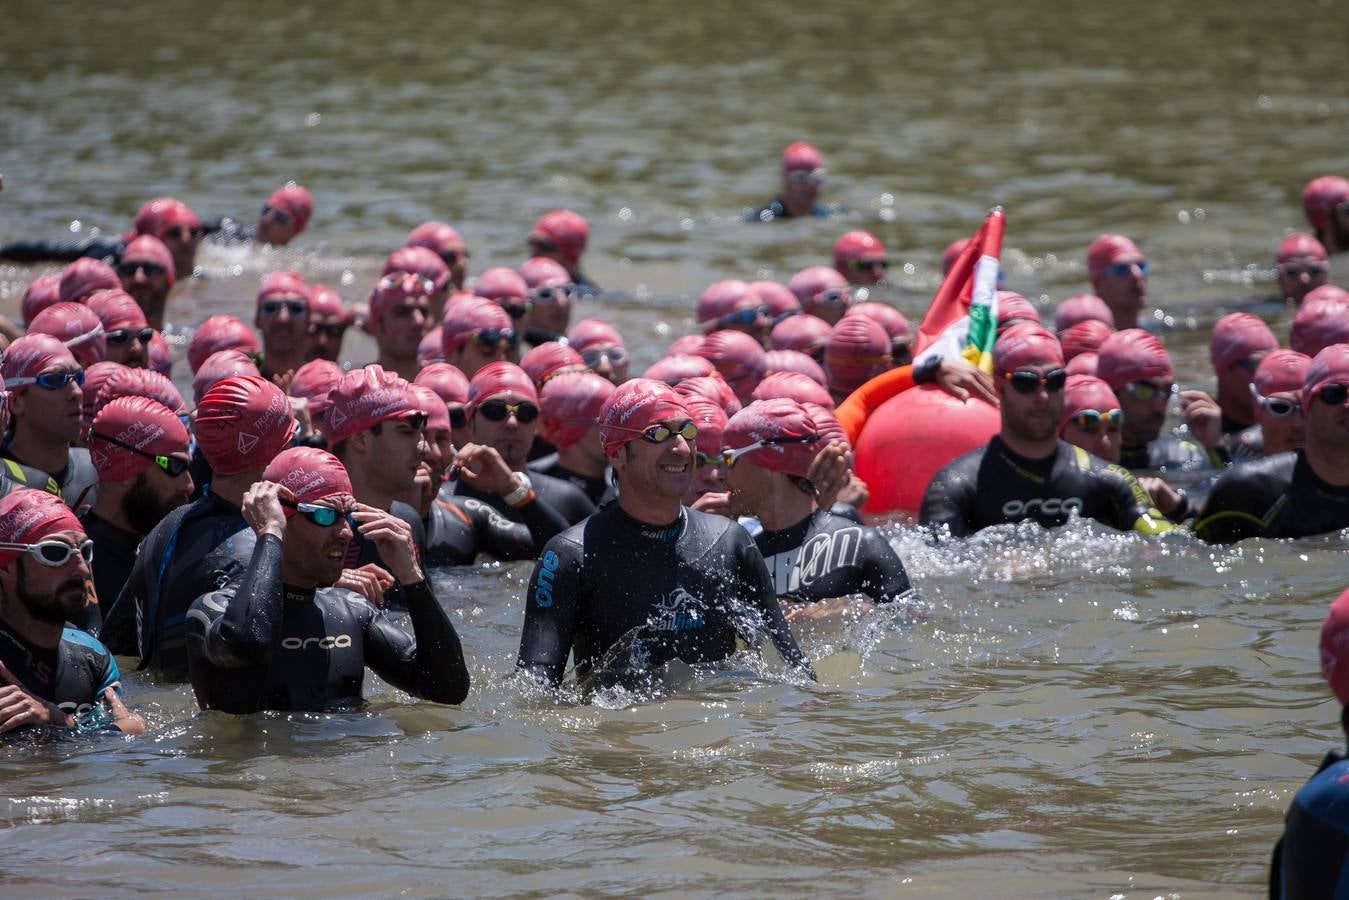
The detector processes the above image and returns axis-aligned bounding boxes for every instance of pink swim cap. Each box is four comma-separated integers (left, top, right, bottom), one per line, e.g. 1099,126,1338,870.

407,221,464,256
1096,328,1172,390
1065,352,1100,376
680,393,728,458
787,266,850,308
87,289,148,333
833,231,885,272
519,256,571,289
97,367,185,419
58,258,120,303
323,365,422,446
409,383,452,434
1058,319,1114,362
130,197,200,242
597,378,691,459
288,359,344,420
263,447,354,513
192,349,262,404
1,334,79,390
539,371,614,450
1210,312,1279,372
530,210,589,267
21,274,63,327
642,354,717,386
770,314,832,355
414,363,471,407
147,332,172,376
942,238,970,275
845,302,911,340
803,401,848,450
996,291,1041,328
474,267,530,306
723,399,820,478
751,281,801,320
753,371,834,408
308,284,347,321
697,280,758,331
697,330,766,394
1302,176,1349,232
1303,344,1349,410
80,361,129,428
257,271,310,308
1253,349,1311,397
1059,375,1121,432
188,316,259,373
266,183,314,234
194,375,296,476
781,142,822,171
369,271,435,328
1087,235,1144,280
567,318,625,353
1276,232,1329,264
823,316,890,395
121,235,176,287
521,342,587,389
89,397,189,482
1320,587,1349,704
993,324,1065,375
1055,294,1115,331
762,349,828,386
1290,287,1349,357
674,375,741,417
466,361,537,413
29,302,106,366
383,246,450,295
665,335,706,357
0,490,83,570
441,295,512,354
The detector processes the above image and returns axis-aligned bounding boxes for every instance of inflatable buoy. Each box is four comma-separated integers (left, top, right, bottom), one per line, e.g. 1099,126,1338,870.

854,384,999,517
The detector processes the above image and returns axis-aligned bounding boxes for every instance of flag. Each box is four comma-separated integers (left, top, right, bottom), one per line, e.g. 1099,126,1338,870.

913,207,1005,374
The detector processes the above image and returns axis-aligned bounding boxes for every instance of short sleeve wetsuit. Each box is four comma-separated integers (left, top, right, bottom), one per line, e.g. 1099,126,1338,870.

98,491,253,676
1274,751,1349,899
517,504,813,687
185,533,469,713
754,510,912,606
919,437,1171,539
423,494,568,567
1194,450,1349,543
0,617,124,729
451,470,596,528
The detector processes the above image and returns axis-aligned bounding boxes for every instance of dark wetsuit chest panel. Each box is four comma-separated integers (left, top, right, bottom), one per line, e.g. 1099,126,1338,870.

755,511,911,605
1196,451,1349,543
0,621,120,722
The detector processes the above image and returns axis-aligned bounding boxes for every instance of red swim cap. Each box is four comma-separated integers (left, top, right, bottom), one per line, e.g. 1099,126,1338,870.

369,270,436,328
474,267,530,308
996,291,1041,328
1096,328,1172,390
520,256,571,289
130,197,200,241
833,231,885,272
324,365,422,446
257,270,310,308
753,371,835,408
1276,232,1329,264
1065,352,1099,376
1290,287,1349,357
288,359,344,419
1059,375,1121,432
762,349,828,386
724,399,820,478
121,235,176,287
530,210,589,267
1302,176,1349,232
1253,349,1311,397
597,378,691,459
87,288,148,332
1087,234,1144,279
697,330,767,394
407,221,464,256
823,315,891,395
770,313,832,354
1303,344,1349,410
147,332,172,376
0,489,83,570
665,335,706,357
1210,312,1279,373
188,316,259,373
675,374,741,417
192,349,261,404
81,361,129,428
1,334,79,390
1320,587,1349,704
680,393,728,458
539,371,615,450
521,342,587,389
781,141,822,171
409,383,452,433
58,258,120,303
803,401,848,450
788,266,850,306
194,375,296,476
1058,319,1114,362
266,183,314,234
567,318,624,353
21,274,63,327
418,327,445,366
994,324,1066,375
942,238,970,275
414,363,471,406
752,281,801,320
308,284,347,321
29,302,106,366
642,354,717,386
845,302,911,340
89,396,189,482
1055,293,1115,331
466,361,537,414
264,447,353,514
97,366,186,419
441,295,512,354
383,246,450,294
697,280,757,331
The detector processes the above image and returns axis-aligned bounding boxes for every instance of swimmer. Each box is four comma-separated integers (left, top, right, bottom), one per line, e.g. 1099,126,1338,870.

187,316,259,375
304,285,350,363
1274,233,1330,307
407,221,470,293
788,266,852,326
834,231,888,287
87,289,153,369
1086,235,1148,330
698,280,772,346
368,271,434,382
747,142,830,222
205,183,314,248
1208,313,1280,436
185,448,469,714
568,319,630,386
287,359,343,444
530,371,616,505
1301,176,1349,256
919,325,1170,538
382,246,451,322
1195,344,1349,542
114,235,175,330
516,379,814,688
696,331,766,405
528,210,600,297
442,295,517,379
1290,287,1349,358
253,271,311,380
519,257,575,342
0,489,143,735
1229,350,1310,463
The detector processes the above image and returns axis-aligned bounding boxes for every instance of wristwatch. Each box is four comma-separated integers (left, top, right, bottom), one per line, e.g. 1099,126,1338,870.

501,472,534,507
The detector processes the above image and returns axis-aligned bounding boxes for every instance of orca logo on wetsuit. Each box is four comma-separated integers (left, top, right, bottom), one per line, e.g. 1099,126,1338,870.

1001,497,1085,519
281,635,353,650
534,550,560,608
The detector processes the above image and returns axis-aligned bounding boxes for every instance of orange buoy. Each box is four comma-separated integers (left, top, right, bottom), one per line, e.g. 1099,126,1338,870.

854,384,999,516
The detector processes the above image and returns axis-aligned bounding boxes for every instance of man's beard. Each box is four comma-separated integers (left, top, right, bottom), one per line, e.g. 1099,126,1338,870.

122,472,185,535
17,560,88,625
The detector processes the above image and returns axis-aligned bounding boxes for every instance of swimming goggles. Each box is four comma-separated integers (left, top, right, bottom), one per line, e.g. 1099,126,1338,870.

606,420,698,444
281,498,356,528
1102,261,1148,278
1003,369,1067,394
1314,383,1348,407
1248,383,1300,417
720,433,820,468
91,432,191,476
4,370,85,391
1067,408,1124,433
476,400,540,423
1122,380,1176,402
0,539,94,567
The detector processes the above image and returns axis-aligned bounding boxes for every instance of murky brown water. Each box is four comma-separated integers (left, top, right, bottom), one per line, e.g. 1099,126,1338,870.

3,1,1348,895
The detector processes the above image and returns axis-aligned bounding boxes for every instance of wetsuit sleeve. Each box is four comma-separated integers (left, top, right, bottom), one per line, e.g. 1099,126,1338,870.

361,580,469,705
734,532,814,678
470,496,569,561
191,534,286,668
835,365,916,445
0,237,120,264
858,530,912,604
1098,463,1173,535
918,463,974,539
516,537,583,687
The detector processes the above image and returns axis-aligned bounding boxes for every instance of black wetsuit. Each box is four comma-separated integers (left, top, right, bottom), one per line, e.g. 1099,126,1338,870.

528,453,615,506
423,493,568,567
517,504,811,687
98,491,251,676
78,511,141,625
0,235,123,266
202,216,255,244
1272,751,1349,899
450,470,596,529
755,510,912,606
186,533,469,713
919,437,1170,538
744,198,831,222
1118,431,1216,472
1194,450,1349,543
0,445,99,512
0,617,123,728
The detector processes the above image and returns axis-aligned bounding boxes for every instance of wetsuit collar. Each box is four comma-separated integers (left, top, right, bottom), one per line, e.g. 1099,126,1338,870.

283,584,317,603
612,503,686,542
991,435,1060,468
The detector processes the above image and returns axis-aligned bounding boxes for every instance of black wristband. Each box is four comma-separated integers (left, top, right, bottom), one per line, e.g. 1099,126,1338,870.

913,355,942,384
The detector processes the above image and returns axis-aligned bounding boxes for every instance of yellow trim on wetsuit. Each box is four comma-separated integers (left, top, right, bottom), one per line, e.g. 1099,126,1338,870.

3,458,60,497
1101,457,1174,536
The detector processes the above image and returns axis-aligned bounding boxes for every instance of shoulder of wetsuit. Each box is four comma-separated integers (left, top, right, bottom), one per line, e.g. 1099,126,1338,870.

529,471,597,518
62,447,99,512
0,457,61,498
59,625,122,702
829,502,863,524
1193,451,1296,541
524,325,561,346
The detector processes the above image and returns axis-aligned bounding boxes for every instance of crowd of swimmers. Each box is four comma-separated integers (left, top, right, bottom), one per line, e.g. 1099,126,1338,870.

0,144,1347,895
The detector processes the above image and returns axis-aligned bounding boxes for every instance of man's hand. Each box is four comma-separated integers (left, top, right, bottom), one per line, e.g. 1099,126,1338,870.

808,440,850,510
102,686,146,735
1139,476,1184,518
352,504,423,585
784,597,874,623
935,358,999,406
0,660,72,734
336,563,395,608
241,481,292,539
451,443,518,496
690,491,735,517
1179,390,1223,450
